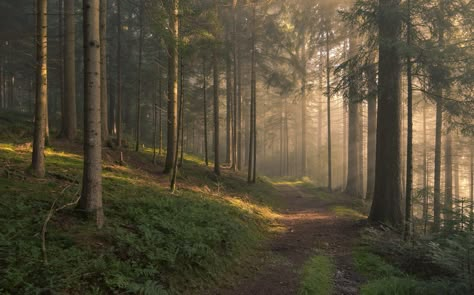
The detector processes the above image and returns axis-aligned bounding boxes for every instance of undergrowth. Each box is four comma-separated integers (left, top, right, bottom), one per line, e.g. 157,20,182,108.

298,253,334,295
0,130,278,294
354,228,474,295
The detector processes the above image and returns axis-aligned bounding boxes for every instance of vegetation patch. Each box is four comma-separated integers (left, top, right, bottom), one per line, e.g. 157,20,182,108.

331,206,366,220
298,254,335,295
0,142,278,294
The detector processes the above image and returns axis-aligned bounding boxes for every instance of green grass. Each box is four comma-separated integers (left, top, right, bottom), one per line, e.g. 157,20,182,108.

298,254,335,295
353,247,467,295
0,138,279,294
331,206,366,220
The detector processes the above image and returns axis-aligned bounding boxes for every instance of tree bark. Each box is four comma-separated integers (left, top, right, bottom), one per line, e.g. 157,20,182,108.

203,56,209,166
62,0,77,141
116,0,122,147
366,63,377,199
444,131,453,229
325,31,332,192
368,0,403,227
163,0,179,174
80,0,104,229
32,0,48,177
225,33,233,165
405,0,413,239
100,0,108,140
135,0,144,151
213,46,220,176
345,35,362,197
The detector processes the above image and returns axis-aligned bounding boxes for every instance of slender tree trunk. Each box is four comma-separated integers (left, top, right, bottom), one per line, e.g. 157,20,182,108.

170,73,184,193
80,0,104,229
444,131,453,229
62,0,77,141
237,42,243,171
203,57,209,166
366,63,377,199
433,0,446,232
153,65,158,164
158,72,163,155
231,0,238,171
368,0,403,227
225,34,233,165
470,142,473,231
301,35,307,177
179,56,185,167
58,0,65,136
326,32,332,192
405,0,413,239
345,35,362,197
135,0,144,151
116,0,122,147
100,0,108,140
422,101,429,234
248,5,257,183
213,46,220,176
32,0,48,177
164,0,179,174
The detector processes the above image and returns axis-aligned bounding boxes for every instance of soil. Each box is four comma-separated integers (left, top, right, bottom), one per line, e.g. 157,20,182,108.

211,184,365,295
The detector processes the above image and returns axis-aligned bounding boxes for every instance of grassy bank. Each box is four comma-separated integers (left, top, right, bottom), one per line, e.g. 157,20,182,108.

0,114,280,294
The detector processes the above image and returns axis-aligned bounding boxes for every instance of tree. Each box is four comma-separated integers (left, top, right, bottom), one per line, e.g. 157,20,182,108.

366,62,377,199
116,0,122,148
100,0,108,140
345,35,363,198
79,0,104,229
213,45,220,176
62,0,77,141
135,0,144,152
404,0,413,239
31,0,48,178
368,0,403,227
164,0,179,174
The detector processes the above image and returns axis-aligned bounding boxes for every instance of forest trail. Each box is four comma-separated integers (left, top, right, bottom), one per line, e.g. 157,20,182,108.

214,184,365,295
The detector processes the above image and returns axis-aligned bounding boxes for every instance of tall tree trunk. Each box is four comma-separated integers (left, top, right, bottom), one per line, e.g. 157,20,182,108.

179,56,185,167
326,31,332,192
135,0,144,151
158,70,163,155
62,0,77,141
225,34,233,165
366,63,377,199
237,41,242,171
405,0,413,239
116,0,122,147
100,0,108,140
444,131,453,229
231,0,238,171
301,35,307,177
32,0,48,177
248,5,257,183
213,47,220,176
470,142,473,231
153,64,159,164
368,0,403,227
164,0,179,174
80,0,104,229
433,0,446,232
58,0,65,136
203,56,209,166
345,35,362,197
422,101,429,234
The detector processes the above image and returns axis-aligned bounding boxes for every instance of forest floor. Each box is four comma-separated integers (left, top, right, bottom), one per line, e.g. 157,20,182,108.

212,183,367,295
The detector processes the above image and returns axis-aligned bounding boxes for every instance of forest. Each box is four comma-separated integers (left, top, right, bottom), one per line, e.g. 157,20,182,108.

0,0,473,294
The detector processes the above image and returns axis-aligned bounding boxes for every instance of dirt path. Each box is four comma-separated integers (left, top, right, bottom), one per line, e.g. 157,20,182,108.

214,184,365,295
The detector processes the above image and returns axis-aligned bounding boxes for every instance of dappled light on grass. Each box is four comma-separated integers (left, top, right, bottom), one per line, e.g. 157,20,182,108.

331,206,367,220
